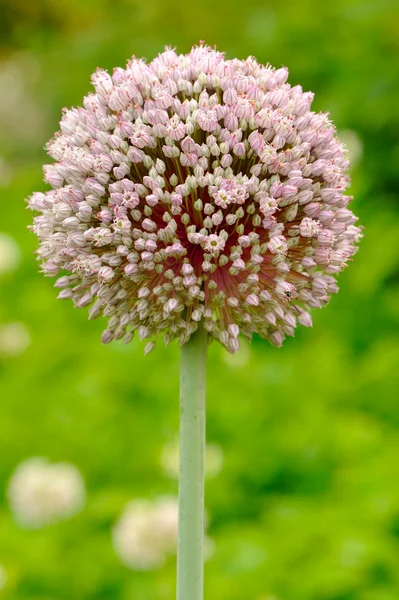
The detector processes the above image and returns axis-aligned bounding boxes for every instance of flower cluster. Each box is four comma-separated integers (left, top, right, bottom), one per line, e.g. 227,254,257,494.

28,44,361,352
7,458,86,528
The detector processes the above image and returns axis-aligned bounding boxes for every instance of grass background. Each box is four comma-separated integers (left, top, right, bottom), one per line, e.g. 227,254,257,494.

0,0,399,598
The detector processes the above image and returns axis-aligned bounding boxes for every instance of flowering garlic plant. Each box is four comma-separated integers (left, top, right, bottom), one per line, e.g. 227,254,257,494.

28,44,360,354
27,44,361,600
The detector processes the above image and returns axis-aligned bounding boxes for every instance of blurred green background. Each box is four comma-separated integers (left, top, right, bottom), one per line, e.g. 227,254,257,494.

1,0,399,598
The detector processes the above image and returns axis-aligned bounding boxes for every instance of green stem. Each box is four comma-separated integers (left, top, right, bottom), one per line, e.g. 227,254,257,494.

177,322,207,600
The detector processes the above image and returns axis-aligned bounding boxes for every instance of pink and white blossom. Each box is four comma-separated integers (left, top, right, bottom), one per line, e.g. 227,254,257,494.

27,44,361,352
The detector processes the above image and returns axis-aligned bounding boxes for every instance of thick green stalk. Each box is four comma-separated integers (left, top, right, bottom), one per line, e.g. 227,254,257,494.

177,322,207,600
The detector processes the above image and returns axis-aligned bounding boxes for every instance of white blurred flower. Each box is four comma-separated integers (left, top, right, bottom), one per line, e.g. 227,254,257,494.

0,565,7,591
0,233,21,275
7,457,86,528
113,496,215,570
113,497,179,570
161,442,223,479
339,129,363,167
152,497,179,552
0,323,30,358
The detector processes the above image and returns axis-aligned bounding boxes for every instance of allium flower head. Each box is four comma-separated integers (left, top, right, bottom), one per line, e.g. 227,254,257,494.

7,457,86,528
28,44,361,352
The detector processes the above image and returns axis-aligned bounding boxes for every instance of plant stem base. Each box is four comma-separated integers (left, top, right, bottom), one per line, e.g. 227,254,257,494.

177,323,207,600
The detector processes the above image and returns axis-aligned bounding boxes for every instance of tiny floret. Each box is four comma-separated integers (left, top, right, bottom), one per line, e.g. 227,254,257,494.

27,44,361,352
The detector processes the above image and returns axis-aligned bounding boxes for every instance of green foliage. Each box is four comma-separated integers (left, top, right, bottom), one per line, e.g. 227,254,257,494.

1,0,399,598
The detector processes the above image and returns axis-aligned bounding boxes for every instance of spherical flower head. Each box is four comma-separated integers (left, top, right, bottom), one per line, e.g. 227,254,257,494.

27,44,362,353
7,457,86,528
